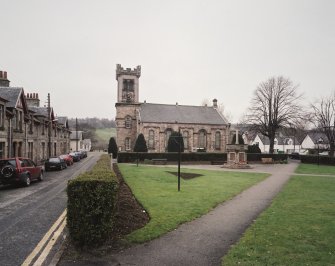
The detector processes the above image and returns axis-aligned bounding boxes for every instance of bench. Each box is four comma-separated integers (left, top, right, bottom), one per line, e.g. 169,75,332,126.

152,159,168,165
261,158,273,164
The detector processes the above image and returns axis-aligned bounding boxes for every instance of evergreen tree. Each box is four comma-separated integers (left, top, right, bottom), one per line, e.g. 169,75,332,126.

247,144,261,153
108,137,118,158
167,131,184,152
134,133,148,152
231,134,245,144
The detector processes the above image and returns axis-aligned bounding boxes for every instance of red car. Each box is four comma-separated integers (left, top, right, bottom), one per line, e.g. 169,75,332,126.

0,157,44,187
60,154,74,166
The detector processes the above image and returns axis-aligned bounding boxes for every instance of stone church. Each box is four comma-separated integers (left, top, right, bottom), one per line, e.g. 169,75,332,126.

115,64,230,153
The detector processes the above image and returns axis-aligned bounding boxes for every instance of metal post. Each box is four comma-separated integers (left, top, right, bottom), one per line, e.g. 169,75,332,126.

318,142,320,166
76,118,78,151
47,93,52,158
178,127,181,192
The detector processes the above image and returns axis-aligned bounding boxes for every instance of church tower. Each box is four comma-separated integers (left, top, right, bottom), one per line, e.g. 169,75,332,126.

116,64,141,103
115,64,141,152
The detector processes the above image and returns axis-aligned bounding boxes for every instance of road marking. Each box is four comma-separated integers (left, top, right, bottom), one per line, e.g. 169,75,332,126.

21,209,67,266
33,218,67,266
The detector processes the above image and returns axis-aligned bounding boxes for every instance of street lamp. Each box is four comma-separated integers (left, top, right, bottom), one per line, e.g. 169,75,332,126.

317,138,323,166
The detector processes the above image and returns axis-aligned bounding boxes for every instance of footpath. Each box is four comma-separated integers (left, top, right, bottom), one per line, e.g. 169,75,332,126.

59,161,299,266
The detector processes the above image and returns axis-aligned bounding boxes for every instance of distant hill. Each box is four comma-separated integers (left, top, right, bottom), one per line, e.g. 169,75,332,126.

96,128,116,143
68,117,115,129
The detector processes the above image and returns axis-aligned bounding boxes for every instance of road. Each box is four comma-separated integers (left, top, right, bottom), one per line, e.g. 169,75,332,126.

0,151,103,266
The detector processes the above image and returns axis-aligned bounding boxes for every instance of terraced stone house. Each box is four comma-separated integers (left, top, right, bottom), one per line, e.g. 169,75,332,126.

0,71,71,163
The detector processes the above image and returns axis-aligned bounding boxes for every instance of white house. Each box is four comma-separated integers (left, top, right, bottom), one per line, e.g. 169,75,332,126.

250,134,301,153
70,131,83,151
300,132,329,151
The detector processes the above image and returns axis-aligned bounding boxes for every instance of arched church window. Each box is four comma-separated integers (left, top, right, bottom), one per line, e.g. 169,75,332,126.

165,129,172,148
183,131,189,149
125,137,131,151
125,116,132,129
215,131,221,150
198,130,207,148
148,130,155,149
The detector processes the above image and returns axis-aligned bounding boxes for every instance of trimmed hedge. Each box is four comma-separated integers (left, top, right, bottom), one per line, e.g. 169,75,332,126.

117,152,288,163
301,155,335,165
117,152,227,163
67,155,118,247
247,153,288,162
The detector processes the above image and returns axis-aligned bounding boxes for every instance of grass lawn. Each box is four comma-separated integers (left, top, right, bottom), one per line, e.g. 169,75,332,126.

118,164,268,243
222,175,335,265
295,163,335,175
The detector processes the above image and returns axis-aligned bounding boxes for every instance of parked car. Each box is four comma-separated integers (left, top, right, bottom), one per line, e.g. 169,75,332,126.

0,157,44,186
60,154,73,166
289,152,300,159
45,157,67,171
79,150,87,158
69,152,81,162
319,151,329,156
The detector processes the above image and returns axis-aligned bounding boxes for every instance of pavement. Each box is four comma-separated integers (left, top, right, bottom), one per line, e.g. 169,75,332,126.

58,161,300,266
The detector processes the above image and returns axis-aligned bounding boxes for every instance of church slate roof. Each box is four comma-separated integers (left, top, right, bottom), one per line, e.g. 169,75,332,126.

139,103,228,125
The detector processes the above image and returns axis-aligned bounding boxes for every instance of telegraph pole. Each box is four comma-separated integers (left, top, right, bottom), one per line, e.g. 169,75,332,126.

76,118,78,151
47,93,52,158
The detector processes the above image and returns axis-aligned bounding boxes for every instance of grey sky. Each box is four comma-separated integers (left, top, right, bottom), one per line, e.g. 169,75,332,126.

1,0,334,122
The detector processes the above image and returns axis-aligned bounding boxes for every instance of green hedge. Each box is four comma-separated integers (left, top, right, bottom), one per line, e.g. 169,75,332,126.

301,155,335,165
247,153,288,162
67,155,118,247
117,152,228,163
117,152,288,163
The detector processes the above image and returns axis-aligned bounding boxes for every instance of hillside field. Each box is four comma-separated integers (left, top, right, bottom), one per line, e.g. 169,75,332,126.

95,128,116,143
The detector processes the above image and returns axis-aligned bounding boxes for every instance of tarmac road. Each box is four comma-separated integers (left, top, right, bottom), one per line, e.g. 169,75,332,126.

0,152,102,266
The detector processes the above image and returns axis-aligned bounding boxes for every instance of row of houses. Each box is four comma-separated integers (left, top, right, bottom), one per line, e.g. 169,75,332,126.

0,70,72,164
236,125,330,154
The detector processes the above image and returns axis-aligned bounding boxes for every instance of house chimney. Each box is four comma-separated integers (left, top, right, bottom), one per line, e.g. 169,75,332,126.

26,92,40,107
0,70,10,87
213,98,218,108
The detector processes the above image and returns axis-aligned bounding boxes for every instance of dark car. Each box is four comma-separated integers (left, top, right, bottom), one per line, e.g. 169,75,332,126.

45,157,67,171
69,152,81,162
0,157,44,187
289,152,300,159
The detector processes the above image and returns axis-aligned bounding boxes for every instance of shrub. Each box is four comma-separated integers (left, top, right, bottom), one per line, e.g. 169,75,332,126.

167,131,184,152
108,137,118,158
231,134,245,144
301,155,335,165
117,152,226,163
134,133,148,152
67,155,118,247
248,144,261,153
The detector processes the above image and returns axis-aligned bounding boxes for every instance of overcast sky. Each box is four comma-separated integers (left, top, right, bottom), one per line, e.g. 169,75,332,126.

1,0,334,122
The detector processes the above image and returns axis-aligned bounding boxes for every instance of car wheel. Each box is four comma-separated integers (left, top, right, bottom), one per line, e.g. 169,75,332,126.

38,171,44,181
23,175,31,187
1,165,15,178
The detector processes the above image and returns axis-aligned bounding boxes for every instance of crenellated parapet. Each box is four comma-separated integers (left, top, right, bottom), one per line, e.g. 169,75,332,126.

116,64,141,80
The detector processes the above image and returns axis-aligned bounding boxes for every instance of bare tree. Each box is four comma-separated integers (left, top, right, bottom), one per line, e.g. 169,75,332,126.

246,76,303,153
311,91,335,156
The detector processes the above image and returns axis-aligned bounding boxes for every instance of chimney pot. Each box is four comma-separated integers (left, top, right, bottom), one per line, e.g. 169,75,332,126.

213,98,218,108
36,93,39,99
0,71,3,79
4,72,7,79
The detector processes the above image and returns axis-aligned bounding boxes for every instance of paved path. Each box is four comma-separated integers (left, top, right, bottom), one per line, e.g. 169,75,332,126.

59,162,299,266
